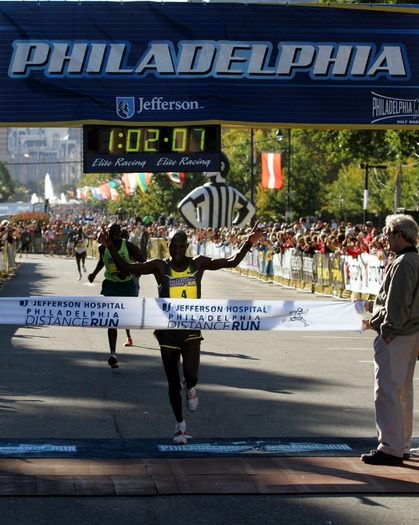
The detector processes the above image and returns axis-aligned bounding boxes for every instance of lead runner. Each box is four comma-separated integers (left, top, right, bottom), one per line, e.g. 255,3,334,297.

100,220,263,444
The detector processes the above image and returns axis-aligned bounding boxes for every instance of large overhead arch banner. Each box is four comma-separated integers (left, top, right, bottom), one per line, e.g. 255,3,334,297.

0,2,418,129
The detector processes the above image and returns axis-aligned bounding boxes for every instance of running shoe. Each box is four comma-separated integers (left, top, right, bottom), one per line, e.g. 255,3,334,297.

185,386,198,412
108,353,119,368
173,420,187,444
124,337,133,347
77,274,81,281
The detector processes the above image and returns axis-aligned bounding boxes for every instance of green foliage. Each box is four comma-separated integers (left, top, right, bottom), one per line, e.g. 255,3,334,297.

146,172,206,218
13,185,30,202
334,129,395,164
0,161,16,202
324,165,364,221
222,128,256,195
223,127,287,221
385,130,419,160
80,172,112,187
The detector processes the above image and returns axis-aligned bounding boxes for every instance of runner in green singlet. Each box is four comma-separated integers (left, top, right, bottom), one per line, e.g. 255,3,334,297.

88,223,146,368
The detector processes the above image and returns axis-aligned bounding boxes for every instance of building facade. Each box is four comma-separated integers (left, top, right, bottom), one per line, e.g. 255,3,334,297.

2,127,82,194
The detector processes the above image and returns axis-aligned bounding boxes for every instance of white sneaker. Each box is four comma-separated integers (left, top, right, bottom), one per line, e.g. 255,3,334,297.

185,387,198,412
173,420,187,444
77,274,81,281
108,353,118,369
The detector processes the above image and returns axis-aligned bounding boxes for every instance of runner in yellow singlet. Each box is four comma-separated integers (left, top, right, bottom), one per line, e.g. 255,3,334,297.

100,221,263,444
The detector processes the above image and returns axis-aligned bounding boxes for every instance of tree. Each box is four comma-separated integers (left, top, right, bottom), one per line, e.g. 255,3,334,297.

0,161,16,202
288,130,341,221
331,130,396,166
221,127,285,222
324,164,367,223
385,130,419,160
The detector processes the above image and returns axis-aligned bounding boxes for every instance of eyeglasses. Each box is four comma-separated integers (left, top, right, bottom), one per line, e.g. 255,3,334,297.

384,230,400,237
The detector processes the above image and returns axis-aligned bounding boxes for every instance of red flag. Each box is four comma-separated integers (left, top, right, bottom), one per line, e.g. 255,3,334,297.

261,152,283,189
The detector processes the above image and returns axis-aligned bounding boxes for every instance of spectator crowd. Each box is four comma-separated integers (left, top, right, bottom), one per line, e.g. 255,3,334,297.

1,203,415,272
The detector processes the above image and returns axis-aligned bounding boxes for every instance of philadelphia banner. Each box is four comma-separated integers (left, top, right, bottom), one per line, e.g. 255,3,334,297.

0,297,364,332
0,2,419,128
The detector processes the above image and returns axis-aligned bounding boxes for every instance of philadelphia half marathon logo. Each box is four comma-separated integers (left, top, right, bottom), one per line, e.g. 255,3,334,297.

371,92,419,124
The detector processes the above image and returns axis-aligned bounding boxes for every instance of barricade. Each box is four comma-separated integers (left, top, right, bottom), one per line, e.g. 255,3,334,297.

87,238,382,300
0,239,16,285
0,243,9,277
192,241,381,299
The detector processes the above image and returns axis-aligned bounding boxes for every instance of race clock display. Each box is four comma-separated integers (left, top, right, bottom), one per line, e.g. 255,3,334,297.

83,124,221,173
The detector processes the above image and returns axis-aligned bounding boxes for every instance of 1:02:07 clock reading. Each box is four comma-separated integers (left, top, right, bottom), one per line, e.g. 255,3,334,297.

98,126,215,155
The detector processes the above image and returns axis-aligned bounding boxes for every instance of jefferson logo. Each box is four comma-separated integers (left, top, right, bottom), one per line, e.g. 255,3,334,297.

371,92,419,124
137,96,202,114
116,97,135,119
115,96,202,119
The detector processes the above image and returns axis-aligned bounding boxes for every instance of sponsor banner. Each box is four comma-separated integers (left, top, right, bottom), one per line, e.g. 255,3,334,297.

344,253,385,295
0,203,33,215
0,2,418,127
0,296,363,331
0,296,143,330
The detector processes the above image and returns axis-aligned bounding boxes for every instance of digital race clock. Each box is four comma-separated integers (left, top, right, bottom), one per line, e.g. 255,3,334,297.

83,124,221,173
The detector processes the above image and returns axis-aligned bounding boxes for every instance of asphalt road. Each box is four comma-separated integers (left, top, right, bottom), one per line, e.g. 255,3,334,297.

1,253,418,525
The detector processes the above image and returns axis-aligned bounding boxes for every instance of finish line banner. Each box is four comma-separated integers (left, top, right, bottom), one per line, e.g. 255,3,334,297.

0,2,419,128
0,297,363,332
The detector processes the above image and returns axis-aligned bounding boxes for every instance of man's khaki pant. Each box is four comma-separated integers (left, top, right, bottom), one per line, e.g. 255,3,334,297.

374,332,419,457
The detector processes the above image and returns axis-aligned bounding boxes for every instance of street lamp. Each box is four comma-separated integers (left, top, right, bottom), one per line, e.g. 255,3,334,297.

394,163,402,212
358,163,386,225
250,128,255,209
276,129,292,222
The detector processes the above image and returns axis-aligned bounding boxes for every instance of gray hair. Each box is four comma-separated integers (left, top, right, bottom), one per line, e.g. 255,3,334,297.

385,214,419,245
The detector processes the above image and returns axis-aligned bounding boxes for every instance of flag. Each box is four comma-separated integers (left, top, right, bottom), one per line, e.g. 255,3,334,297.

108,180,119,201
91,187,103,200
121,173,131,195
135,172,153,193
99,182,111,200
166,172,185,187
261,152,283,189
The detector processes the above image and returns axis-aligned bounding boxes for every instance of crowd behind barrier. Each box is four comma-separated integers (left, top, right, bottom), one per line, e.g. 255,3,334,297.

151,236,384,299
2,205,417,299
